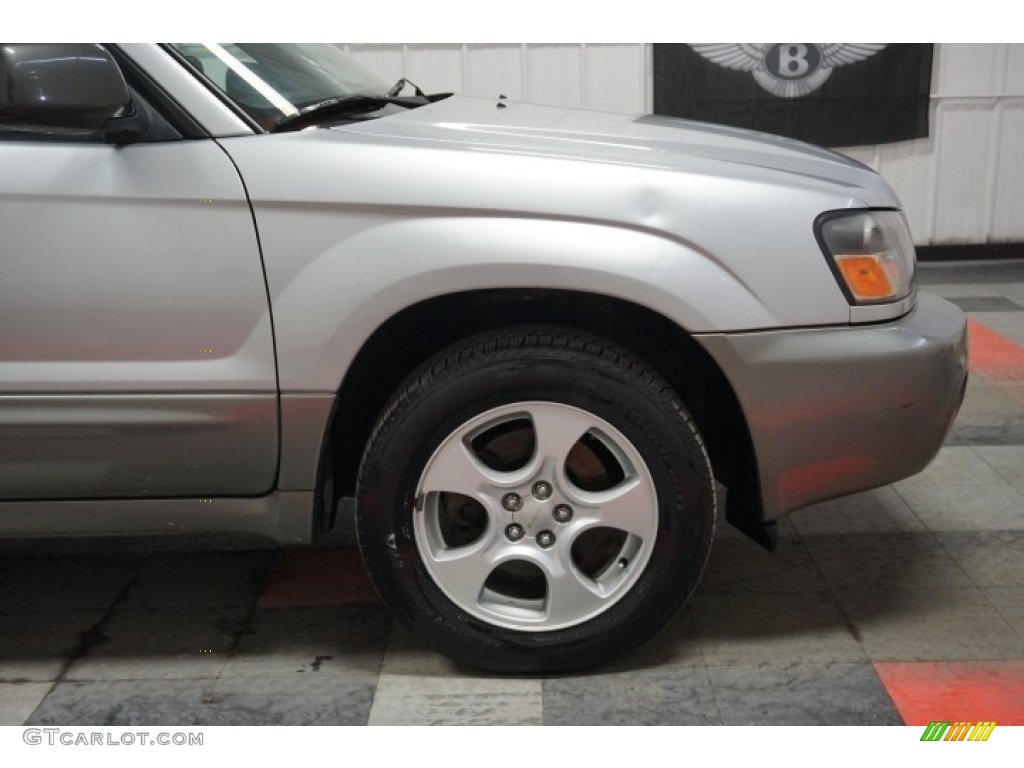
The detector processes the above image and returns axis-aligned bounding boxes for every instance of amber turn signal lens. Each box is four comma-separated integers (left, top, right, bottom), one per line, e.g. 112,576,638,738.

835,255,895,300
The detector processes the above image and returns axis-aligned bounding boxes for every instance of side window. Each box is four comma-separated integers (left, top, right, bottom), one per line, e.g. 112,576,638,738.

0,43,183,143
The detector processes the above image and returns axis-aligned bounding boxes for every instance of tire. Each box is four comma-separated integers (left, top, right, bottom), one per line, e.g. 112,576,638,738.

355,327,715,674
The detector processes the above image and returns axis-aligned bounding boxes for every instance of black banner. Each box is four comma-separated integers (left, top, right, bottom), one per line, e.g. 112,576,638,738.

653,44,933,147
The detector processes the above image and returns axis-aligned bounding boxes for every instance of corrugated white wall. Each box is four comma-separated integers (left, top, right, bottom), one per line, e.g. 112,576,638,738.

342,43,1024,246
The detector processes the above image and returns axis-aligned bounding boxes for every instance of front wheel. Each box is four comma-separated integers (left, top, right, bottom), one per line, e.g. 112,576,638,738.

356,328,715,673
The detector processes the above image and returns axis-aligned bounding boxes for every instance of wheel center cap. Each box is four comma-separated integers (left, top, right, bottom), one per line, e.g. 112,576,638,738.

515,499,547,535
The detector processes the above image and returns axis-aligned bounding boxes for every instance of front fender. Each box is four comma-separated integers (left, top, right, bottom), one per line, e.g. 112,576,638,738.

261,215,780,392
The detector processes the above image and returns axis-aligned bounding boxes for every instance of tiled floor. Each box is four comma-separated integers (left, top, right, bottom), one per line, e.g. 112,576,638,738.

2,259,1024,726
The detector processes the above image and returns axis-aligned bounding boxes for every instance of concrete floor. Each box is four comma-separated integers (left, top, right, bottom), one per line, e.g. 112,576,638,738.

2,259,1024,726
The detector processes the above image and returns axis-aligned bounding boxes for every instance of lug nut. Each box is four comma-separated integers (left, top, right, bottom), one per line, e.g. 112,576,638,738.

553,504,573,523
533,481,552,500
537,530,556,548
501,492,523,512
505,523,525,542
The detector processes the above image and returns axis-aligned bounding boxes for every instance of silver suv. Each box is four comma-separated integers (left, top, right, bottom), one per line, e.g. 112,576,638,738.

0,43,968,673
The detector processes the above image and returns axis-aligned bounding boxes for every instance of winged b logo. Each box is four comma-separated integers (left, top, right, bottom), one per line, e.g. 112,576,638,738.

689,44,887,98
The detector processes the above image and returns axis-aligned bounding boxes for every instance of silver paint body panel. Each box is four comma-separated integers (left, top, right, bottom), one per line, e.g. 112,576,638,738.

0,133,278,500
0,139,276,393
0,45,967,541
699,293,968,519
0,395,278,499
220,98,902,391
278,394,335,491
0,491,313,544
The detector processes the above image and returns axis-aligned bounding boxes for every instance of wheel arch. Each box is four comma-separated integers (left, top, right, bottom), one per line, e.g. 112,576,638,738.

316,288,765,544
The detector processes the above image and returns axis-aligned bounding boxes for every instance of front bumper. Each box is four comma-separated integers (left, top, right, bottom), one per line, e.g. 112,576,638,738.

698,292,968,520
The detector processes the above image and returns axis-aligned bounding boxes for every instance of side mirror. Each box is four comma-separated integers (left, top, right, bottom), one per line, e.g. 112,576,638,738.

0,43,135,136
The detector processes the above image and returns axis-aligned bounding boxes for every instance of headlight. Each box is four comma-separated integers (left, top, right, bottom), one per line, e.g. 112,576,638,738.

815,210,916,305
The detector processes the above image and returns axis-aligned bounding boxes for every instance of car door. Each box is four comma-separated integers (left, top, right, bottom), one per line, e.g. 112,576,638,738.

0,45,278,500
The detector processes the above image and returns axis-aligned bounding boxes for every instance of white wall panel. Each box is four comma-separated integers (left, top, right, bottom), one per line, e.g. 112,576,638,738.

525,45,584,107
1006,45,1024,92
404,45,464,94
992,102,1024,241
583,44,646,114
937,43,1002,95
343,45,404,85
463,45,524,100
339,43,1024,245
932,102,997,243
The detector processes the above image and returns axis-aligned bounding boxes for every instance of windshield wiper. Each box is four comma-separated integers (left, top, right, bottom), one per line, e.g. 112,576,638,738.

386,78,427,99
272,94,421,133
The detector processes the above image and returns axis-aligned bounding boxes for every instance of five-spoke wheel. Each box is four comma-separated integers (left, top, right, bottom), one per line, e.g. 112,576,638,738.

414,401,659,631
356,328,715,673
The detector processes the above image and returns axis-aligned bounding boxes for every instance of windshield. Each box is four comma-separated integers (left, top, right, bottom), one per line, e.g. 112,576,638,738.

169,43,391,131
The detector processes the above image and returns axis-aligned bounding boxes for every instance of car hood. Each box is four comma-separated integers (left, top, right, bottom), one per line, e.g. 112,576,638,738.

332,95,898,206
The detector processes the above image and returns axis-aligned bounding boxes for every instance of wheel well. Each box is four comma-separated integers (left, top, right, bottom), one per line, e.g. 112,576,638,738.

321,289,765,542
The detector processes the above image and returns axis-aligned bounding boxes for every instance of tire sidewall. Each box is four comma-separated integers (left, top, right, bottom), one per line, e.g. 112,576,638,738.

358,340,714,673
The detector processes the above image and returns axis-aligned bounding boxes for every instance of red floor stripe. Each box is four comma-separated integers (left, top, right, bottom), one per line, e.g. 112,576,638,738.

874,660,1024,726
967,318,1024,384
258,546,380,607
